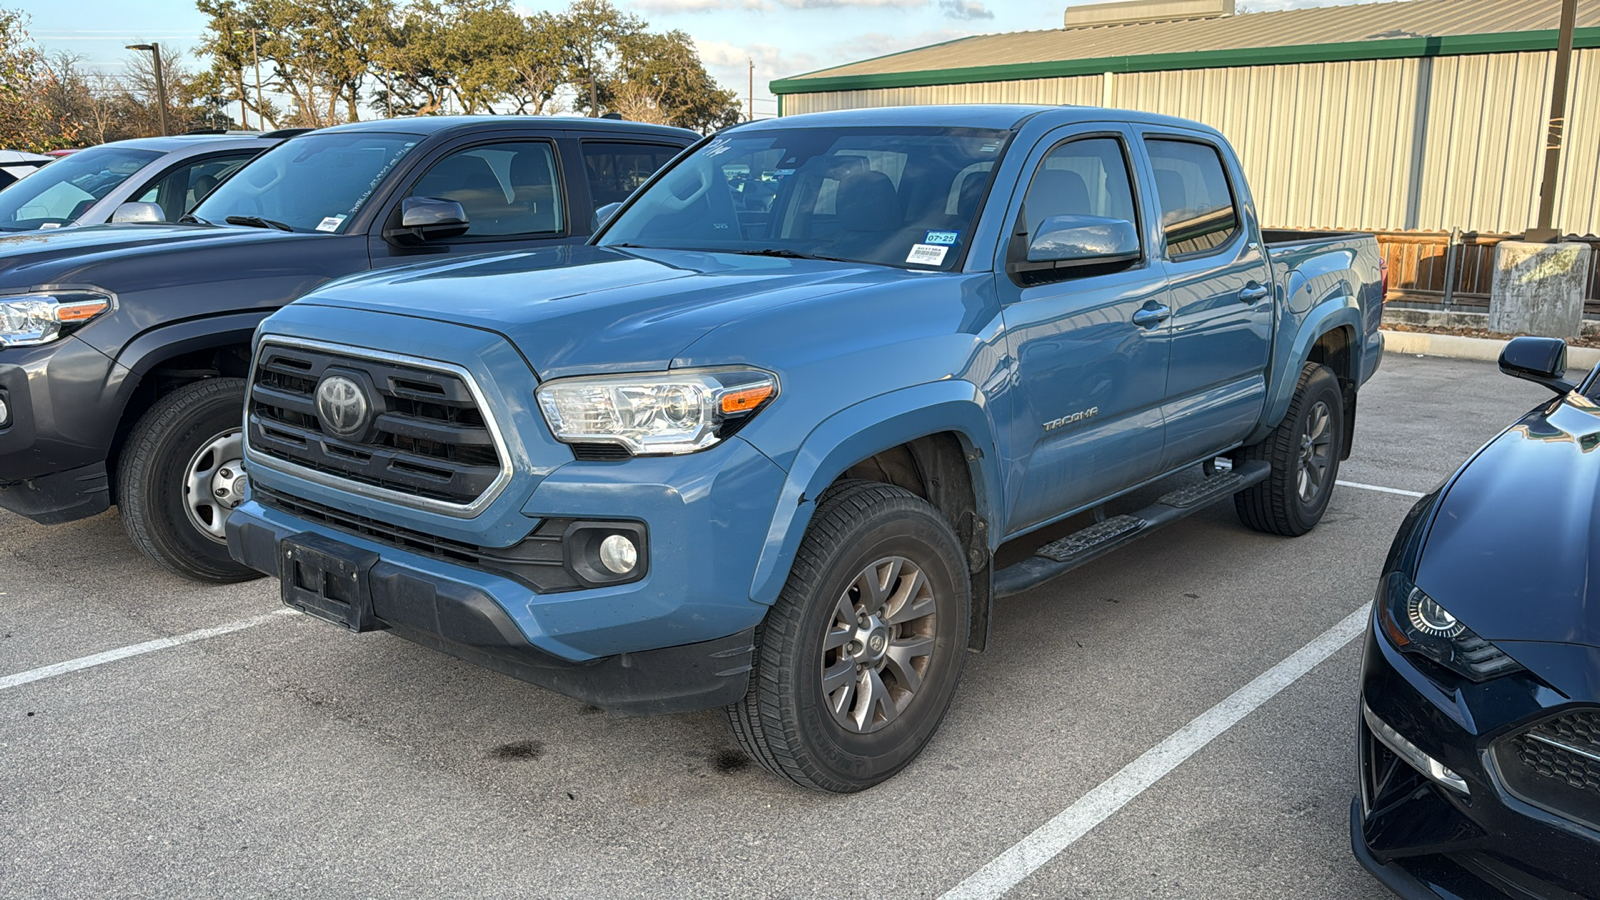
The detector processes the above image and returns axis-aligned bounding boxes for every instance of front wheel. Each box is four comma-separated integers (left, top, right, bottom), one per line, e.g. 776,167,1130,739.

119,378,261,583
723,481,970,793
1234,362,1345,536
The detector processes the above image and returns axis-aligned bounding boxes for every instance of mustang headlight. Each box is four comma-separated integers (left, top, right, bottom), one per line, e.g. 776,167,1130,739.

536,368,777,456
0,290,113,348
1377,571,1525,682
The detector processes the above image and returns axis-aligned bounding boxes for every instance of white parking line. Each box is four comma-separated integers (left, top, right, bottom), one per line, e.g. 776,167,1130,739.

1337,479,1426,499
0,609,298,692
940,603,1372,900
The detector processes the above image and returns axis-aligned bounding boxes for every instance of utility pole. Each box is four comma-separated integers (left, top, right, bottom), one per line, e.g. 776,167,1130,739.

748,59,754,122
126,43,169,135
252,29,267,130
1530,0,1578,242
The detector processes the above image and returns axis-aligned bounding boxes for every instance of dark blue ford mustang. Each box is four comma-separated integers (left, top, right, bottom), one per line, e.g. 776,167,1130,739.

1353,337,1600,898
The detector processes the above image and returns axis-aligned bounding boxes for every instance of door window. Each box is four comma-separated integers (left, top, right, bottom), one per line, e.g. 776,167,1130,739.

1144,139,1239,258
1020,137,1139,238
135,152,258,221
581,142,683,212
408,141,564,237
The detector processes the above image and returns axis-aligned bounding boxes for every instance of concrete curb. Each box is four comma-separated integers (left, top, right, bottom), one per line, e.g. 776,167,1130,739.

1380,328,1600,368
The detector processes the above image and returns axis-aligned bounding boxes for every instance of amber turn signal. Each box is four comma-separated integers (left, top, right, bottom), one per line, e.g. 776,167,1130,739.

720,385,774,414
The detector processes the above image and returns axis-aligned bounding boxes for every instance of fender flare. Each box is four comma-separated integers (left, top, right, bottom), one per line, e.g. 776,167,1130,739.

1251,300,1364,444
747,379,1004,606
114,310,271,378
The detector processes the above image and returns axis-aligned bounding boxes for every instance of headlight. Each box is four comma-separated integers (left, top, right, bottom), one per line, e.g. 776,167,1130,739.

1377,571,1525,682
0,290,113,348
536,368,778,456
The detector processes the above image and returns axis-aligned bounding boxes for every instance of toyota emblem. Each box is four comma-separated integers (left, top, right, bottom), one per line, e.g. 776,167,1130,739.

315,374,370,437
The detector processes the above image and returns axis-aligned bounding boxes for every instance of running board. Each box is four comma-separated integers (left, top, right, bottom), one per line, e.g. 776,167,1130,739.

993,459,1270,598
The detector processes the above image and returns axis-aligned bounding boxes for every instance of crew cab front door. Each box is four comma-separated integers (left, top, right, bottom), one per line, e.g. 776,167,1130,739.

997,127,1171,535
1135,132,1273,470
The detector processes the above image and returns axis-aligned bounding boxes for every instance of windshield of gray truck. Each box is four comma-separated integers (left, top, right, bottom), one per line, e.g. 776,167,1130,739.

189,132,419,234
597,126,1011,271
0,146,160,231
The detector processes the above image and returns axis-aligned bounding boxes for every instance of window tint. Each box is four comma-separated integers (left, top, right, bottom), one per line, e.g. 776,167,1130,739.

0,145,159,231
1145,139,1239,257
409,141,563,238
1021,137,1139,236
582,142,681,211
192,132,418,233
135,152,258,221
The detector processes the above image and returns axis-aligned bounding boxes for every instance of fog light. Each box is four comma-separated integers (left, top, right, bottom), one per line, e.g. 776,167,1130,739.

599,534,638,575
0,394,9,427
1363,703,1469,795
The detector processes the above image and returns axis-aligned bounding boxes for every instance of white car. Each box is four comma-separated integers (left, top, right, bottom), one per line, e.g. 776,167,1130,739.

0,150,52,191
0,130,310,232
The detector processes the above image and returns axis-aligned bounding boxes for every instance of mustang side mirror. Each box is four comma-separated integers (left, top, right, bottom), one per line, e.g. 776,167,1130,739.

1499,336,1578,394
1008,214,1140,282
384,196,470,246
110,201,166,224
591,201,623,232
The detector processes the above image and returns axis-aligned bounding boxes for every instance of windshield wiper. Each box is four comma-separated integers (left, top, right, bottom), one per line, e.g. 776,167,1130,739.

178,213,212,225
225,215,294,232
728,248,853,263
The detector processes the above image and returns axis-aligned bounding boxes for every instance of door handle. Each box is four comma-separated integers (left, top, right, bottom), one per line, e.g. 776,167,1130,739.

1132,305,1171,328
1239,283,1271,303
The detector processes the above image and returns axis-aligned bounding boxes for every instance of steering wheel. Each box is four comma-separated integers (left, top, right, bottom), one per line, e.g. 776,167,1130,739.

655,166,713,213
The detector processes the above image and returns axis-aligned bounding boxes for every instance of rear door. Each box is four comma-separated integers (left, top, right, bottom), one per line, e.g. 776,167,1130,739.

996,125,1172,534
572,140,688,232
1134,131,1274,469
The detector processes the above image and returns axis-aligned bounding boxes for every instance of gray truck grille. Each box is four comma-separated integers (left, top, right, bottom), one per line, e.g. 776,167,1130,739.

247,340,508,511
1494,708,1600,831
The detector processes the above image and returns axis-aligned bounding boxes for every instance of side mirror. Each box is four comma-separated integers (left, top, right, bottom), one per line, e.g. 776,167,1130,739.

383,196,470,246
110,201,166,224
1499,336,1578,394
1009,214,1140,283
591,201,623,232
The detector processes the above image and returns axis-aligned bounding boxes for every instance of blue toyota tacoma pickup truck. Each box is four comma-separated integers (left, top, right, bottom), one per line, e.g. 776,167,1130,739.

227,105,1385,792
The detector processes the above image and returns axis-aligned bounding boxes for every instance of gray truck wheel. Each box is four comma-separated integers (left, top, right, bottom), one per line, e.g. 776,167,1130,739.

119,378,261,584
1234,362,1344,537
723,480,969,792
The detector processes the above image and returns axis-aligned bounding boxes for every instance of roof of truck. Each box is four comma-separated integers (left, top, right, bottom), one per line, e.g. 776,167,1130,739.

315,115,701,141
733,103,1215,134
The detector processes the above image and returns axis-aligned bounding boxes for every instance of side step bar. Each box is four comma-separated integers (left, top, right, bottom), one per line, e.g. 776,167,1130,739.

993,459,1271,598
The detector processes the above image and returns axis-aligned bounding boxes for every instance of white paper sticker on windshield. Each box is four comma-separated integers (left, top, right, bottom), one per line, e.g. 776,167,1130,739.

907,243,948,266
315,215,346,233
39,222,60,229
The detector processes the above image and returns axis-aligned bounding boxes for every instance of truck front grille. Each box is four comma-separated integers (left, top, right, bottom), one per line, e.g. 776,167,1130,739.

247,340,508,511
1494,708,1600,831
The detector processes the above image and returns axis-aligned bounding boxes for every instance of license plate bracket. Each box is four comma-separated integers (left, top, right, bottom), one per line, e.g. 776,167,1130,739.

278,532,383,632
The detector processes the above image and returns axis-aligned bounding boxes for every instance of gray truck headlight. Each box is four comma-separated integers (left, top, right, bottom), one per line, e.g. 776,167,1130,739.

536,368,778,456
0,290,113,348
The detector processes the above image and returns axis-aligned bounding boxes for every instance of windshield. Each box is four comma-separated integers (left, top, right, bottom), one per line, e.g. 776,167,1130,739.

0,145,160,231
598,126,1011,271
191,132,419,233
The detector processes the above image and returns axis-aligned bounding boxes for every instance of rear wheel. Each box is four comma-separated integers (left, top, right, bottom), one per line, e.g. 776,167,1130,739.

119,378,260,583
1234,362,1344,536
723,481,970,793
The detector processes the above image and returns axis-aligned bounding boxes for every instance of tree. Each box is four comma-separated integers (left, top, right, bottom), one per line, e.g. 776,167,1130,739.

559,0,643,119
372,0,530,116
610,29,739,131
0,9,78,150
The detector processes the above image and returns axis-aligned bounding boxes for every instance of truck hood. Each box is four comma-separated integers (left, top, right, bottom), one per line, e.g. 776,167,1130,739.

0,223,326,287
1415,394,1600,648
291,245,915,378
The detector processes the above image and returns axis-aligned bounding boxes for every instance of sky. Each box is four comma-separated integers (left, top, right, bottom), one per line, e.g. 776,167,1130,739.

15,0,1373,119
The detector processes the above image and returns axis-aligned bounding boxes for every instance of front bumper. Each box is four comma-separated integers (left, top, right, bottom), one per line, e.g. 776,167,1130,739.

0,336,129,523
1351,620,1600,898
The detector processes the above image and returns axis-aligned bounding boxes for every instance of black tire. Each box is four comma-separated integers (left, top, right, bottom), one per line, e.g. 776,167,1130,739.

1234,362,1344,537
723,480,970,793
119,377,261,584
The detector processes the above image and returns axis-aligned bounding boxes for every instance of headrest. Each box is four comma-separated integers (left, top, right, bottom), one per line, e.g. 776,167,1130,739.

511,150,553,189
1029,168,1091,218
835,170,898,232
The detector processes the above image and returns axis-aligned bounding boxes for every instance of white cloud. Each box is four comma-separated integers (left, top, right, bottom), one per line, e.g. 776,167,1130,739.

830,28,973,63
777,0,929,9
630,0,772,12
939,0,992,19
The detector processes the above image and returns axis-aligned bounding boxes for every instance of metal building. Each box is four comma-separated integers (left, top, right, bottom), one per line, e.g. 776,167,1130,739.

771,0,1600,238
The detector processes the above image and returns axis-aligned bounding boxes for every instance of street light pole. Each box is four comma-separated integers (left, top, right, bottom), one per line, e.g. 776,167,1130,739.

748,59,754,122
1531,0,1578,242
125,43,169,136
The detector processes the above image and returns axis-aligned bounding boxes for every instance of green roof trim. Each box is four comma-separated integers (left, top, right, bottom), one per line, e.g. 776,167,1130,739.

770,26,1600,95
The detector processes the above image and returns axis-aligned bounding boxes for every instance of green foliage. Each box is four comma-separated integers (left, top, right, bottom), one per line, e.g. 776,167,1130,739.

0,8,75,150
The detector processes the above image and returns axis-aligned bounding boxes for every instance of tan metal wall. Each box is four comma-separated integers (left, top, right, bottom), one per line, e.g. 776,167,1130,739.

781,48,1600,236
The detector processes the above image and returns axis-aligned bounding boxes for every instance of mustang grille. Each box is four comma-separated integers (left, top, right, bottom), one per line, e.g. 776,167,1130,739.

248,342,506,508
1495,708,1600,831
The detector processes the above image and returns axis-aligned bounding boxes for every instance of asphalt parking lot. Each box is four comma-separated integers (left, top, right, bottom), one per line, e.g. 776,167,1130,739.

0,352,1558,899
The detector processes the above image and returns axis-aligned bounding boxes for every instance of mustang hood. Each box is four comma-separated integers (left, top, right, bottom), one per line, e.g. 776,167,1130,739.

292,245,912,378
1416,395,1600,648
